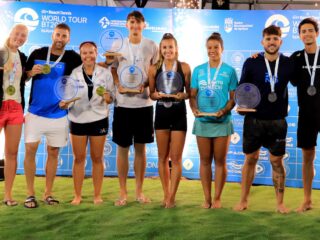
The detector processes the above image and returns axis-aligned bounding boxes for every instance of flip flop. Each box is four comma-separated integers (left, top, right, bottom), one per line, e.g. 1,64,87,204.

114,198,127,207
24,196,38,208
43,196,59,205
3,199,18,207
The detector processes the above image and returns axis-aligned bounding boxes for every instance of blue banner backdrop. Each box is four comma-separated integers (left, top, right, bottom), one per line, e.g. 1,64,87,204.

1,1,320,188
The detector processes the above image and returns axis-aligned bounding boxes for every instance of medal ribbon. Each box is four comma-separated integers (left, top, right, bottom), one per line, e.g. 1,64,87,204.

9,53,19,87
207,60,222,88
127,38,142,66
264,54,280,93
46,46,65,68
304,46,319,87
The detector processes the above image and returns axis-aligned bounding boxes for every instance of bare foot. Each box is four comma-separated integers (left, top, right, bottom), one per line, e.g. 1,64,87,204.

94,197,103,205
165,199,176,209
114,198,127,207
296,201,312,213
233,202,248,211
71,197,82,205
276,203,289,214
136,194,151,204
211,199,222,209
202,201,212,209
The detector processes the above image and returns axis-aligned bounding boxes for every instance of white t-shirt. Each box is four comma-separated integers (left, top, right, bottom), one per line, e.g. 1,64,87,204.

113,37,158,108
3,51,22,102
68,64,115,123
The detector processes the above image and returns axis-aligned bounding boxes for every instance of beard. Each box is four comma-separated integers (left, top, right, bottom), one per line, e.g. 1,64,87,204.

53,41,66,50
264,46,280,55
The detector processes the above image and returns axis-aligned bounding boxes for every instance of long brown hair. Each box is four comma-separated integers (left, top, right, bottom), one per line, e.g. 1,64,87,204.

156,33,178,70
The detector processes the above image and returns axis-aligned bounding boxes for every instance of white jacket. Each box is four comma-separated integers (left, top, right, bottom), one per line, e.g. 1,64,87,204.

68,64,114,123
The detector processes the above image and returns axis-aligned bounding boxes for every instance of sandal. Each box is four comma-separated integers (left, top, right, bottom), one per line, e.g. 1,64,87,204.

3,199,18,207
44,196,59,205
24,196,38,208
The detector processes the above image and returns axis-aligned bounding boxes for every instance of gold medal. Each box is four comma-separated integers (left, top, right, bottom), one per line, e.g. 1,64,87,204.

42,64,51,74
96,86,106,96
6,85,16,96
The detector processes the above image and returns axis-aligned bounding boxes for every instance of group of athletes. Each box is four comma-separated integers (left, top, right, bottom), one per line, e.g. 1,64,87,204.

1,9,319,213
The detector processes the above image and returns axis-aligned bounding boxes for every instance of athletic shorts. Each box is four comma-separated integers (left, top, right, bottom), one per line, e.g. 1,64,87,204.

24,112,68,147
297,109,320,148
112,106,154,147
0,100,24,127
70,117,109,136
154,103,187,131
243,116,287,156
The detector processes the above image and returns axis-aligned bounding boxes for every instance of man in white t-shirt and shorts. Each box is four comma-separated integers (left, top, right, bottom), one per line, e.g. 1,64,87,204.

111,11,158,206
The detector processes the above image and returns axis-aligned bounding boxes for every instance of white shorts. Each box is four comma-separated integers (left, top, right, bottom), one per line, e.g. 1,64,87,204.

24,112,68,147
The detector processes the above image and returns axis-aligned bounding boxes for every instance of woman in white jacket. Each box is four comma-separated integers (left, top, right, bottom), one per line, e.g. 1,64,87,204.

59,41,114,205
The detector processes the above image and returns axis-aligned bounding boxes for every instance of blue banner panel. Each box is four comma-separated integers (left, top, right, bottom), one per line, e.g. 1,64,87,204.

1,1,320,188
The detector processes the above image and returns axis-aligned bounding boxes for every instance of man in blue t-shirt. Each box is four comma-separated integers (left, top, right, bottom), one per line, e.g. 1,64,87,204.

24,23,81,208
234,25,293,214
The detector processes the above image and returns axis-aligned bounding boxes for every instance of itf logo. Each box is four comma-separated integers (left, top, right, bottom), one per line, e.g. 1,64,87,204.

99,17,110,29
183,159,194,171
231,132,240,144
265,14,290,38
14,8,39,32
224,18,233,33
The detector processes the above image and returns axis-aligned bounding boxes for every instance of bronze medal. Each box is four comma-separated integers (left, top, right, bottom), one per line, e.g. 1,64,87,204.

42,64,51,74
6,85,15,96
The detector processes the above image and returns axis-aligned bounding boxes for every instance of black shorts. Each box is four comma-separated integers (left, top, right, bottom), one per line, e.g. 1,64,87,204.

243,116,287,156
154,101,187,131
112,106,154,147
70,117,109,136
297,109,320,148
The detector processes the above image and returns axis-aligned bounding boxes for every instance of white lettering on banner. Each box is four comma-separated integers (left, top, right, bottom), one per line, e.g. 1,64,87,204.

227,161,243,174
103,160,110,170
146,161,157,169
40,9,87,33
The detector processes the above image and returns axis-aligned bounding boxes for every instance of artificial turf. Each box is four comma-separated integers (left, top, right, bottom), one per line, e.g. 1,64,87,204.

0,175,319,240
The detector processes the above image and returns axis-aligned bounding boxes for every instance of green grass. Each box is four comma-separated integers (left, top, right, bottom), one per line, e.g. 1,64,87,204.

0,175,320,240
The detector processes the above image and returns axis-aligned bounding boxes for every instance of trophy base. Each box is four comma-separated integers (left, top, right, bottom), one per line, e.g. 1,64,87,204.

159,93,177,98
65,97,81,104
103,51,122,57
236,107,256,112
198,112,218,117
125,88,141,94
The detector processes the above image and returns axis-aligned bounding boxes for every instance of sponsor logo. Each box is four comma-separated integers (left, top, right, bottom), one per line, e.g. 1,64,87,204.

230,132,240,144
265,14,290,38
99,128,107,134
224,17,233,33
104,142,112,156
227,161,243,174
231,52,245,66
99,17,110,29
255,163,265,175
283,151,290,161
14,8,39,31
183,159,194,170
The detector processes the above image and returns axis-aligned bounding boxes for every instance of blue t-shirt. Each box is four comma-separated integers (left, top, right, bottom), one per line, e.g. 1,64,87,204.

26,47,82,118
191,62,238,123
